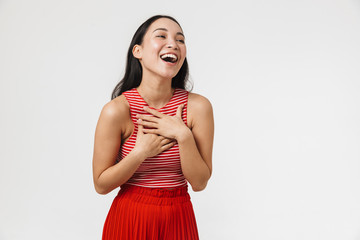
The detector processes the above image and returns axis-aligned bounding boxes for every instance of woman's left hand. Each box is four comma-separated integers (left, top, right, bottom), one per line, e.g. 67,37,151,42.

136,104,190,140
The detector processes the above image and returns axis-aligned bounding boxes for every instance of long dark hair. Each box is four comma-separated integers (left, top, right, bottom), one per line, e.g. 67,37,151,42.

111,15,191,100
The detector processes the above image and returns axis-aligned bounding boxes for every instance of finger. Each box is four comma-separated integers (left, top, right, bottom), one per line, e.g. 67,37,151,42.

137,124,143,135
143,106,164,118
142,128,158,135
136,114,159,123
137,119,157,128
176,104,184,118
160,141,176,151
161,138,173,145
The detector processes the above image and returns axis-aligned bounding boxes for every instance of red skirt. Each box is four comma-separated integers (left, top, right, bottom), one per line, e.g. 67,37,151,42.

102,184,199,240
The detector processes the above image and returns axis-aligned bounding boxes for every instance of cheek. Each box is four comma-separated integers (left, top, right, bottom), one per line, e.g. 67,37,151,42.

149,40,162,53
182,47,187,57
142,41,162,59
180,44,186,55
181,47,187,62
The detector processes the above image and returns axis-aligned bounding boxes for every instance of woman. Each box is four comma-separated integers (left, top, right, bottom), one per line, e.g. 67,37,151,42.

92,15,214,239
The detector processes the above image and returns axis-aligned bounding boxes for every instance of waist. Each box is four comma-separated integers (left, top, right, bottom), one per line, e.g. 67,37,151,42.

117,185,191,205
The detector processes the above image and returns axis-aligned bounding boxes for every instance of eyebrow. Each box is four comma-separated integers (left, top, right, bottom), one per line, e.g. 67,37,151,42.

152,28,185,37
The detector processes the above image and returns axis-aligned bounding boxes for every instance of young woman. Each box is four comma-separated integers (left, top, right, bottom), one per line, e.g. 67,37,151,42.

92,15,214,239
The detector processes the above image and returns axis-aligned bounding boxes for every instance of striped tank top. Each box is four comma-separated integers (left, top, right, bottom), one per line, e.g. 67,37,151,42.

117,87,189,188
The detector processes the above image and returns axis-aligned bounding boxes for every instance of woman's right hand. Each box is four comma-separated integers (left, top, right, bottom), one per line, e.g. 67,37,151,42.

132,124,176,159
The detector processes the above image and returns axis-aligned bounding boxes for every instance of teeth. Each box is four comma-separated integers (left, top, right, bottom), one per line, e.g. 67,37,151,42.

161,54,178,61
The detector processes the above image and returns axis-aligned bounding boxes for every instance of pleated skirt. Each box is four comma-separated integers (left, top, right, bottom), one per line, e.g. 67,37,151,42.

102,184,199,240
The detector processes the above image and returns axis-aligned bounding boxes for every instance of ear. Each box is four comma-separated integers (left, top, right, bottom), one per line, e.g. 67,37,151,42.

132,44,142,60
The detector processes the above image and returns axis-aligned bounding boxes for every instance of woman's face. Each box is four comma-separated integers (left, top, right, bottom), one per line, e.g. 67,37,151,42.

133,18,186,81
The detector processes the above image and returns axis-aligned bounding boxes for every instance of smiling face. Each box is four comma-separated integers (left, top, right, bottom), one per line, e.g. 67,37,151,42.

133,17,187,81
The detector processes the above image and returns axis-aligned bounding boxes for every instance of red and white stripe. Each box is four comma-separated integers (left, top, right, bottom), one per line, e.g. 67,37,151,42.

117,88,189,188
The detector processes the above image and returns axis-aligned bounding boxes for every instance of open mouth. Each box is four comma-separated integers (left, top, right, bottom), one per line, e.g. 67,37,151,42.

160,53,178,63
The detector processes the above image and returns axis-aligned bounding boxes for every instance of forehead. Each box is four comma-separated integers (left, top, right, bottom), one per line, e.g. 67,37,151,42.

147,18,183,35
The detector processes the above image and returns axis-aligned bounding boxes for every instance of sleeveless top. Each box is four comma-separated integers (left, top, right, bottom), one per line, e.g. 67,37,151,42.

117,87,189,188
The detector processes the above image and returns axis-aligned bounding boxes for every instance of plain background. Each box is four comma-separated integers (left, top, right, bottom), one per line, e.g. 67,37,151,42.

1,0,360,239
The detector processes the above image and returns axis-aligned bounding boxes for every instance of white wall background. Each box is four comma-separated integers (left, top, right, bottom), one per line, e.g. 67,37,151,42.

1,0,360,239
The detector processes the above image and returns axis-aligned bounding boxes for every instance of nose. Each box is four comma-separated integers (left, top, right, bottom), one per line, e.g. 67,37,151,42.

166,38,178,50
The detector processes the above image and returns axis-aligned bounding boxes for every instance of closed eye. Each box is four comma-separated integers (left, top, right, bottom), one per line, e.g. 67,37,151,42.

156,35,166,38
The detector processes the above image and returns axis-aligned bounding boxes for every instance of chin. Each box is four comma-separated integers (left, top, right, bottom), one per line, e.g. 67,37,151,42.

158,71,179,80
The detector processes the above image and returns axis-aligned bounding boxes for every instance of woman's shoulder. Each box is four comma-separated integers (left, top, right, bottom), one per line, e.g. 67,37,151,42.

99,95,130,125
187,92,213,127
188,92,212,110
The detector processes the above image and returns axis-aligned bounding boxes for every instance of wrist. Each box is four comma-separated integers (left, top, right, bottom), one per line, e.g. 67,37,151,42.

130,148,147,163
176,127,192,143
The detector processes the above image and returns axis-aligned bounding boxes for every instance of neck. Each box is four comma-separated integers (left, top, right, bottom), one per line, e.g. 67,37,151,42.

137,76,174,109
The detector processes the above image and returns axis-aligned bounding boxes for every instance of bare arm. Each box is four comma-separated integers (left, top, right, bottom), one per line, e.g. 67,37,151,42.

177,93,214,191
92,96,175,195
